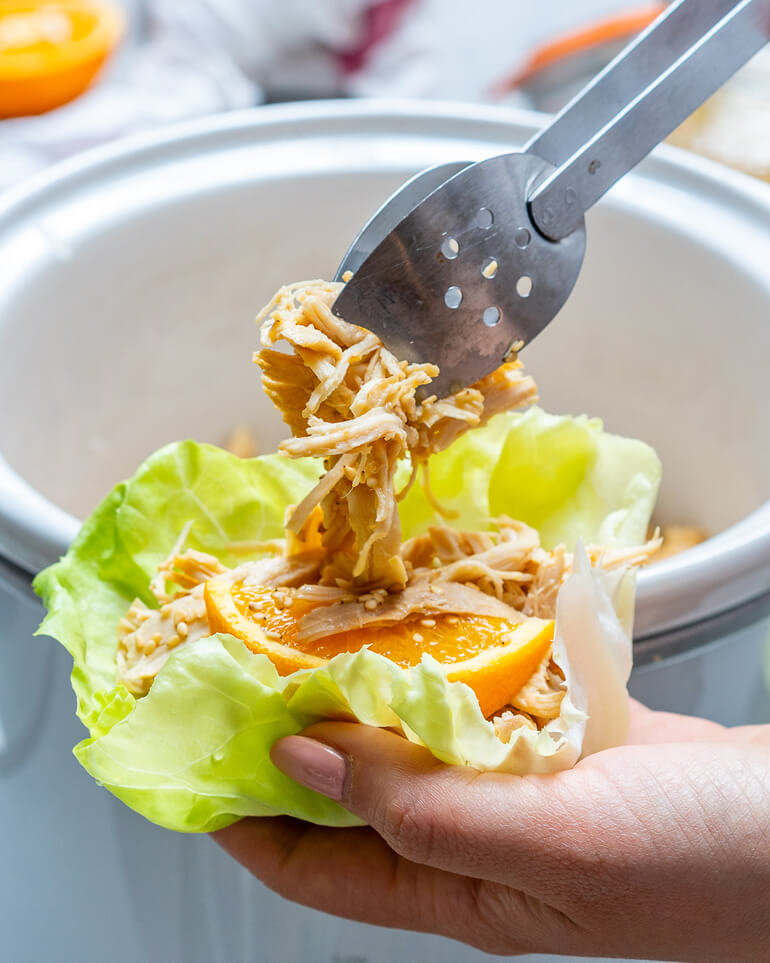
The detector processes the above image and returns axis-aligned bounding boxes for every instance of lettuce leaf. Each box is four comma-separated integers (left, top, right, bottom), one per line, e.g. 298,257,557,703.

34,412,660,832
399,407,661,549
35,440,322,727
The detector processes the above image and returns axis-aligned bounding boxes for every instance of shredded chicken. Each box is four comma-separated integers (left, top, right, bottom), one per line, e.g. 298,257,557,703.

509,654,567,723
119,548,230,695
295,580,523,644
149,547,229,604
116,278,656,728
650,524,708,563
117,587,211,696
489,655,568,739
255,280,537,590
223,425,259,459
492,709,538,741
401,518,660,619
117,518,326,696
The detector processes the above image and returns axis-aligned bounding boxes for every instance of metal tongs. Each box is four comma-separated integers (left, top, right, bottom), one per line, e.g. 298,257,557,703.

333,0,770,396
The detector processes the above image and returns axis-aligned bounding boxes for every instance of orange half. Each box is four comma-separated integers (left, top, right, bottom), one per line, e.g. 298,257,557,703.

0,1,125,118
204,578,554,717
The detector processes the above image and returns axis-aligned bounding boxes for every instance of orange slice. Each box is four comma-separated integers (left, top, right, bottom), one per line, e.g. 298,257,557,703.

0,1,125,118
204,578,555,717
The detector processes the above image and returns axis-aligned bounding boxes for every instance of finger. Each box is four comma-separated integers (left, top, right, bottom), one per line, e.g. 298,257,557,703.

213,818,442,930
627,698,727,744
270,723,592,896
628,698,769,747
212,817,530,955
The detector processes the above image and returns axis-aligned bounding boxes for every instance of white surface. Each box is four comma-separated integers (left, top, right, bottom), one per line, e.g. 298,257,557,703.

0,0,637,190
428,0,635,99
118,0,635,100
0,0,435,191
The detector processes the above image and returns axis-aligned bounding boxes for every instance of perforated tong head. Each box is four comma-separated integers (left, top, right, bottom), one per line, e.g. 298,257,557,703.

334,0,770,397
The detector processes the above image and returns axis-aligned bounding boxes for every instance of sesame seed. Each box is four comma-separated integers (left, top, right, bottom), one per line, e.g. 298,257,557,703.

482,259,499,280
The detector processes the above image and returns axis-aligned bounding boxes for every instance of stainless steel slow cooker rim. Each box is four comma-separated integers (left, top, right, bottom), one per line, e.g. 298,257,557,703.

0,99,768,641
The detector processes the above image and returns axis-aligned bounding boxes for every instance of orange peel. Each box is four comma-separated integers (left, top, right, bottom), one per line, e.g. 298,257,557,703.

204,577,555,717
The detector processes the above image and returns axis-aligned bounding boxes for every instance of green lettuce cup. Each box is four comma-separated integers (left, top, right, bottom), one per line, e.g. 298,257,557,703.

35,408,660,832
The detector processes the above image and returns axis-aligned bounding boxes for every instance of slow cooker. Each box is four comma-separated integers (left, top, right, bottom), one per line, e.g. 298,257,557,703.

1,102,768,963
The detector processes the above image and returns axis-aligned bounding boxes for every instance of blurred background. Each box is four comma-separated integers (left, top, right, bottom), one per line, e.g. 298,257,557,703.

2,0,769,191
1,8,769,963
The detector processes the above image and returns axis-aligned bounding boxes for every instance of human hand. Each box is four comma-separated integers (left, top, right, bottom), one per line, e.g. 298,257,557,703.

214,701,770,962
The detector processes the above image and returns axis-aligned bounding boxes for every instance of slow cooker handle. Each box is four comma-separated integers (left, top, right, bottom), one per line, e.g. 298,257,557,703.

0,554,42,610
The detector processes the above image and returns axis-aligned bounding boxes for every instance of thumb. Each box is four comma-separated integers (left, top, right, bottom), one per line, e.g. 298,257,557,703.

270,722,590,892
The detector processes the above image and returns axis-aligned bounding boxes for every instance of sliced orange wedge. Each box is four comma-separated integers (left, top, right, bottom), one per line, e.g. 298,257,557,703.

204,578,554,717
0,1,125,118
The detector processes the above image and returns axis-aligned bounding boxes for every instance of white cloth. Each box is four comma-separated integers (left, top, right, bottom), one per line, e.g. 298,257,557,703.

0,0,435,191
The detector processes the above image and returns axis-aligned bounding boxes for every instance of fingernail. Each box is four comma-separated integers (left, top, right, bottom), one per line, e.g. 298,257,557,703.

270,735,347,801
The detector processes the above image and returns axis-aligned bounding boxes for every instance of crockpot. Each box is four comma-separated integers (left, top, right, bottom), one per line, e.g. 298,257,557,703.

1,102,768,963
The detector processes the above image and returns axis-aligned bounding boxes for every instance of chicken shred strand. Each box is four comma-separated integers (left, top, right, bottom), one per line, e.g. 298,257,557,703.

254,280,537,591
117,279,656,730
